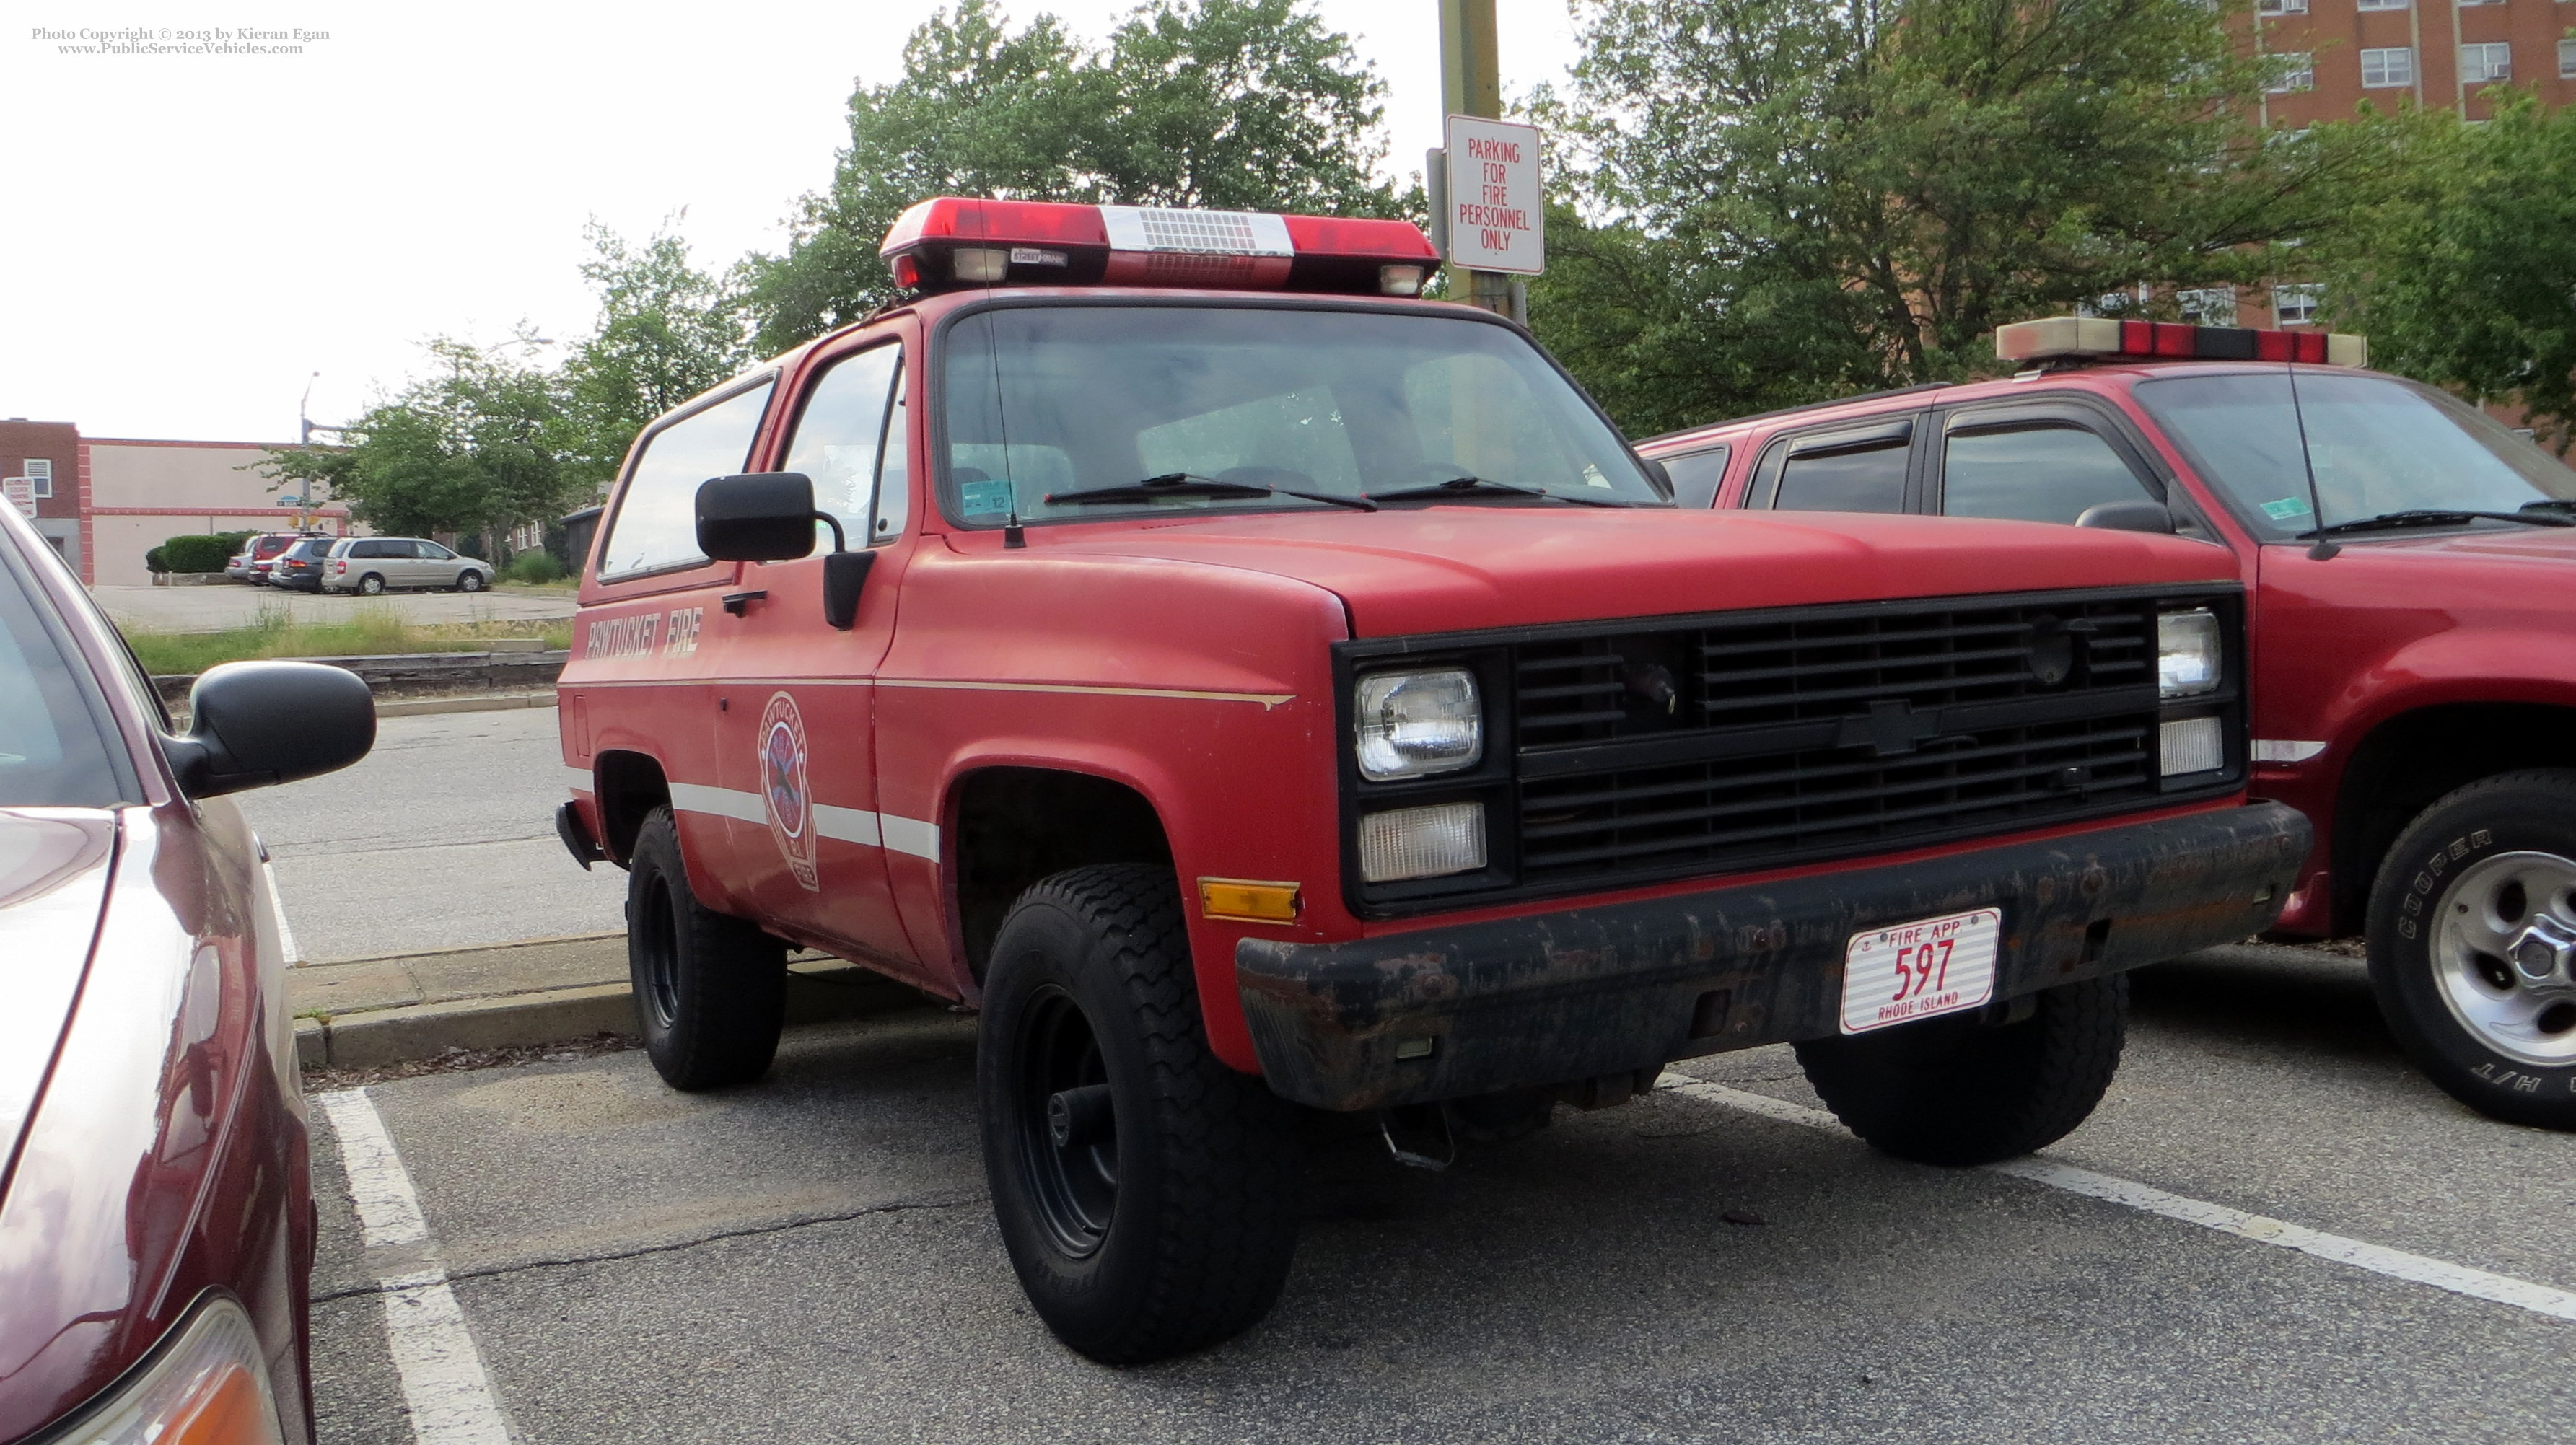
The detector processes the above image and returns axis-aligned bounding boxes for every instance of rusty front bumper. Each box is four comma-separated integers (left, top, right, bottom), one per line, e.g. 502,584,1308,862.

1235,802,2309,1110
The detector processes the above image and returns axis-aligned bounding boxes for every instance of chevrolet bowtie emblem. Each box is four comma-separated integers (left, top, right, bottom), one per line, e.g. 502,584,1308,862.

1838,698,1942,757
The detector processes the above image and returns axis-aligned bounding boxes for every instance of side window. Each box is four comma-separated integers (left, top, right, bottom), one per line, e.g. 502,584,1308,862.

420,542,455,560
1769,426,1913,513
875,364,910,540
781,344,902,549
1942,423,2157,525
1660,446,1732,509
598,380,776,580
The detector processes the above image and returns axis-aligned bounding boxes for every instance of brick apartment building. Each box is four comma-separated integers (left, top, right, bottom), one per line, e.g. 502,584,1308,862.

0,418,351,586
2253,0,2576,129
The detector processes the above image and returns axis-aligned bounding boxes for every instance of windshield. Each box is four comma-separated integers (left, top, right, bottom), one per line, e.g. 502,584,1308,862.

0,541,135,807
937,304,1666,523
2134,372,2576,539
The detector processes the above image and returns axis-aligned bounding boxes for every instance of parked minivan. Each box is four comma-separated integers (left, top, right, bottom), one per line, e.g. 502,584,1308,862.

320,536,495,594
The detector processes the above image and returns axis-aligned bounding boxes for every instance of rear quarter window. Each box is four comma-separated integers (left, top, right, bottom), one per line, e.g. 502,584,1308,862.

599,380,776,580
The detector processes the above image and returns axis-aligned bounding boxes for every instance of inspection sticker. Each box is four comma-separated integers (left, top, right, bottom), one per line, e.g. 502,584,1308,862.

1839,908,2002,1034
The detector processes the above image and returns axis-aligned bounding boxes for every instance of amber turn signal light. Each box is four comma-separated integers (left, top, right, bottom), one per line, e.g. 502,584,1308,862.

1199,878,1301,923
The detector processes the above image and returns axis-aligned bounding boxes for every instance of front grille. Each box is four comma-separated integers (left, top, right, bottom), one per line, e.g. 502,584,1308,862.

1506,591,2183,890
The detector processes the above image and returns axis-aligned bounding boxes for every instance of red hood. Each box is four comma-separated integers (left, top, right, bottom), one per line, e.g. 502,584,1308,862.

0,809,116,1197
1035,505,2240,636
2341,526,2576,566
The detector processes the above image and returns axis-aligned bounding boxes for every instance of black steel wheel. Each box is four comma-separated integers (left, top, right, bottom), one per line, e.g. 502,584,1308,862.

626,805,787,1090
978,864,1302,1364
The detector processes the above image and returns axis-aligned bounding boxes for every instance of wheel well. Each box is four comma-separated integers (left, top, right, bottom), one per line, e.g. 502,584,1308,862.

954,768,1173,981
2332,703,2576,932
592,750,671,866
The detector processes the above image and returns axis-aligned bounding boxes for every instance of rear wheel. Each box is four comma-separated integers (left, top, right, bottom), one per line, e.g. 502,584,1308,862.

2368,770,2576,1130
1794,976,2126,1165
626,806,787,1089
356,572,385,597
978,864,1302,1363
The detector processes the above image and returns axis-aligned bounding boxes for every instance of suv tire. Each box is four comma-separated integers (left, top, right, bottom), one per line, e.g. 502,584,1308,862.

1793,975,2126,1165
356,573,385,597
978,864,1302,1363
2367,770,2576,1130
627,805,787,1090
457,569,485,593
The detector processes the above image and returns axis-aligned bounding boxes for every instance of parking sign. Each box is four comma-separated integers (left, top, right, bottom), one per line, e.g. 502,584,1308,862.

1442,115,1543,276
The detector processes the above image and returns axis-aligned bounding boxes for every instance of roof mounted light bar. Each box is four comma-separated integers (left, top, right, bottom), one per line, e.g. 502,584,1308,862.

1996,316,2367,369
878,197,1438,298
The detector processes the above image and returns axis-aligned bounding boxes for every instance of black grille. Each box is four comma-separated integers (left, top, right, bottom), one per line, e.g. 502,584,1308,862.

1507,592,2179,889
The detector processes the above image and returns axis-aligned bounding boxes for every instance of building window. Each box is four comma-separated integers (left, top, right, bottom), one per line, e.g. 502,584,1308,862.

22,460,50,498
2361,48,2415,88
2354,0,2407,10
2274,285,2323,326
2455,0,2499,6
2268,53,2315,92
2560,38,2575,80
2461,43,2511,84
2256,0,2308,12
2178,287,2238,327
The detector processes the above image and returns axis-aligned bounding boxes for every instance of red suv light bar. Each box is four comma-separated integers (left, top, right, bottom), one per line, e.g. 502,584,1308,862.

879,196,1437,298
1996,315,2367,368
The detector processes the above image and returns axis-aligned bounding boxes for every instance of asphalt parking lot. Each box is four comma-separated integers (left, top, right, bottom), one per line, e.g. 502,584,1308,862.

306,946,2576,1444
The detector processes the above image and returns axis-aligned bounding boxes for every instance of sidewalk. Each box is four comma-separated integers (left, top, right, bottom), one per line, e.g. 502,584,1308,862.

289,932,932,1069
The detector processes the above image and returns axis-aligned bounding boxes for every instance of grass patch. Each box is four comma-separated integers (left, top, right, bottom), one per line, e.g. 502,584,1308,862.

122,603,573,675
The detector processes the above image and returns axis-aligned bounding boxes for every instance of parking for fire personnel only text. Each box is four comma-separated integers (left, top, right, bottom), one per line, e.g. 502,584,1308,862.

1442,114,1543,276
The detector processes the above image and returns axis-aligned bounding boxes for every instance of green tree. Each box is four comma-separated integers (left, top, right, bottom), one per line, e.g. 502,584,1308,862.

561,219,754,489
1533,0,2363,433
741,0,1405,353
2312,95,2576,449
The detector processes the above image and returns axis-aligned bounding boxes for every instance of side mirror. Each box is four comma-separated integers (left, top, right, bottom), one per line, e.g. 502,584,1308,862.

2075,500,2176,535
169,661,376,798
823,550,876,631
697,473,821,562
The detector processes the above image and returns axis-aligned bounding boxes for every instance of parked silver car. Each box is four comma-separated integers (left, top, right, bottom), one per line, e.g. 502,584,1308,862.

320,536,496,595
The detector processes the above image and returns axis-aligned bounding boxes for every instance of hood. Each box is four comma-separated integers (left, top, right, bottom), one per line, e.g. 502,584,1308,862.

1036,505,2239,636
0,809,117,1195
2346,525,2576,566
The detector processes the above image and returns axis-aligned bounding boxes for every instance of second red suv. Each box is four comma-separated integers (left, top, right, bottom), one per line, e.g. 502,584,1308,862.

1642,317,2576,1129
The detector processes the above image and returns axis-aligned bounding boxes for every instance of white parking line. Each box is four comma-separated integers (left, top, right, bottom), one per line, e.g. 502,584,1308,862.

318,1090,514,1445
1657,1074,2576,1325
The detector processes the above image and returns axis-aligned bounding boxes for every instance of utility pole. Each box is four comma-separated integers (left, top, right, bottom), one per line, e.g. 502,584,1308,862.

1438,0,1516,319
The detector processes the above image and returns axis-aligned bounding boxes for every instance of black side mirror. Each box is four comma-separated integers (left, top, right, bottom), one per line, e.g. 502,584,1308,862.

697,473,822,561
169,661,376,797
823,550,876,631
2075,500,2176,535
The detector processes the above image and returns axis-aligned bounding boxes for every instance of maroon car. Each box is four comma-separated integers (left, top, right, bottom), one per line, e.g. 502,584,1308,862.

0,502,372,1444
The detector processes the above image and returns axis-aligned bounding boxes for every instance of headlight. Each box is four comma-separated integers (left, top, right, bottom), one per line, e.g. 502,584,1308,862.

1354,669,1483,781
52,1295,284,1444
2157,609,2222,699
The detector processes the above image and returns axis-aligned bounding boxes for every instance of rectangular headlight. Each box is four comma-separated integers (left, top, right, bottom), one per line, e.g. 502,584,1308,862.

2160,716,2225,776
1359,801,1486,882
1354,669,1483,781
2157,608,2222,699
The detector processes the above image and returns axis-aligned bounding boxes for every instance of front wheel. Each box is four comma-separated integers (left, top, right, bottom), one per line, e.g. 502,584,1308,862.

978,864,1302,1364
2368,770,2576,1130
626,806,787,1089
457,569,485,593
1794,975,2126,1165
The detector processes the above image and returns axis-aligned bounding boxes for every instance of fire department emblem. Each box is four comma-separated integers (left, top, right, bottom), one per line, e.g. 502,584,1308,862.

760,691,819,891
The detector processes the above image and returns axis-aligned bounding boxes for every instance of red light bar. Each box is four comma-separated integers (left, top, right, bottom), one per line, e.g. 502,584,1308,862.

1996,316,2365,368
878,196,1437,297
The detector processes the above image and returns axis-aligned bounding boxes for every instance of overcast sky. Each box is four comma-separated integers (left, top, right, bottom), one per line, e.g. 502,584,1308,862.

0,1,1582,443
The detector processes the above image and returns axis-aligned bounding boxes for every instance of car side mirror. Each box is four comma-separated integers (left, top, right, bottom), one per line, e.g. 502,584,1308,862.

823,550,876,631
2075,500,2176,535
697,473,825,562
168,661,377,798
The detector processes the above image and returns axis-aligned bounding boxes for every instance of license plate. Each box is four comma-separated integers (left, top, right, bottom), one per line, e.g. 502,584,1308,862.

1839,908,2002,1035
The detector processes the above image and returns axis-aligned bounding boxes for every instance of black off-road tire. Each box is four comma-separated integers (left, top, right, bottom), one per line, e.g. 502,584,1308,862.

1793,976,2127,1165
626,806,787,1090
2367,770,2576,1130
978,864,1302,1364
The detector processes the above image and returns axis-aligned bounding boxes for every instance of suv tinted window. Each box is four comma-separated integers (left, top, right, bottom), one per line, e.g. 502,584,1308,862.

1942,424,2155,524
600,380,776,579
1660,447,1731,509
1774,435,1909,513
781,345,903,546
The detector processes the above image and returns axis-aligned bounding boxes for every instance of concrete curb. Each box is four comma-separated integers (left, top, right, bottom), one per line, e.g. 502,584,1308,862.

375,693,558,718
294,961,929,1071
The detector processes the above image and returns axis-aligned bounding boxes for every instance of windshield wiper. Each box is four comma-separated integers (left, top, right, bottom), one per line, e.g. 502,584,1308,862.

1043,473,1377,511
1364,474,1629,508
2314,508,2576,536
2519,499,2576,516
